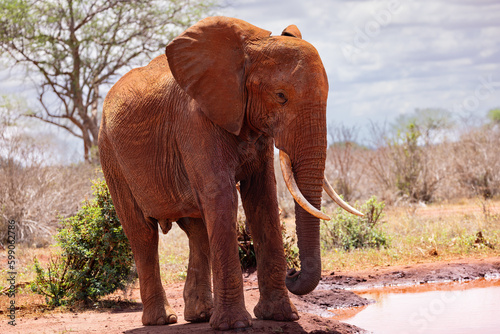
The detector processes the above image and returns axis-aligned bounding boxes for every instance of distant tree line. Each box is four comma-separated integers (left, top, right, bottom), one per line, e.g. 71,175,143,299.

321,108,500,207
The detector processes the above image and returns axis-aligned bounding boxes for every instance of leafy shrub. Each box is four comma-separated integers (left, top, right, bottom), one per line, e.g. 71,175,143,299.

237,220,256,270
31,179,133,306
321,196,389,251
281,222,300,269
237,219,299,270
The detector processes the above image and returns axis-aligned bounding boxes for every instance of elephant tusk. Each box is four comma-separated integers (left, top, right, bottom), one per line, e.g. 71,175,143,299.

279,150,331,221
323,177,364,217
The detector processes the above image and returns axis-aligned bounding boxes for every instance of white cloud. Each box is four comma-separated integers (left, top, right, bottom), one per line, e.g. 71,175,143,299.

221,0,500,129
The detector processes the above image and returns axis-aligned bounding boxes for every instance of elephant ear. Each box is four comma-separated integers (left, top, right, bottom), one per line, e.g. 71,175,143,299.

281,25,302,39
166,16,271,135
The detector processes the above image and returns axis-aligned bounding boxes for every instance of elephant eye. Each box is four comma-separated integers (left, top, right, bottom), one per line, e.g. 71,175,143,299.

276,92,288,105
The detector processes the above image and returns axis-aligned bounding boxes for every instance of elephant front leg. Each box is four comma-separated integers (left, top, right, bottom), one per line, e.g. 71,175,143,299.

177,218,213,323
240,163,299,322
198,186,252,330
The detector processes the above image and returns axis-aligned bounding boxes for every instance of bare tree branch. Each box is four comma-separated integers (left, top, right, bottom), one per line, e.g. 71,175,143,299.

26,114,83,139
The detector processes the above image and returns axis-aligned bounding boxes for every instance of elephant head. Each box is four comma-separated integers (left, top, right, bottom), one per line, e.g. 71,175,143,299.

166,17,362,296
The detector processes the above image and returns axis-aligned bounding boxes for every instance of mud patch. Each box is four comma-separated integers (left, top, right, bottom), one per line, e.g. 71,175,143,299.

292,289,374,318
317,258,500,291
6,258,500,334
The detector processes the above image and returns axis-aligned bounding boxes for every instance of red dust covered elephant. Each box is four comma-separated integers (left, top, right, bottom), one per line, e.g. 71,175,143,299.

98,16,362,331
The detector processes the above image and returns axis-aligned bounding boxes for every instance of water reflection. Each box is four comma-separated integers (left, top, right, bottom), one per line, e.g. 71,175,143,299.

331,279,500,334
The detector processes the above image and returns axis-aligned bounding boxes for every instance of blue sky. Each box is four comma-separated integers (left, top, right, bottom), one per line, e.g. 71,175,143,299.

220,0,500,129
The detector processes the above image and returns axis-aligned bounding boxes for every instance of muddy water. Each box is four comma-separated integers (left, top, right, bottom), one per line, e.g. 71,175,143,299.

331,278,500,334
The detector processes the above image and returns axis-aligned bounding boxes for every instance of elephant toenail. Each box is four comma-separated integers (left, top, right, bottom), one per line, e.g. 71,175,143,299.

234,321,248,329
219,322,230,331
291,313,299,321
156,316,166,325
168,314,178,323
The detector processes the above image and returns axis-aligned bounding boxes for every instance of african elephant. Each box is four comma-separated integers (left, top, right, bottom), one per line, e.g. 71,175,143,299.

98,16,362,331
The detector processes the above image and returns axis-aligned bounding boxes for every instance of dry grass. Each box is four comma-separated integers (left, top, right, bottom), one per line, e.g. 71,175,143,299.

158,224,190,283
0,245,60,317
0,163,97,246
133,197,500,282
1,198,498,322
321,198,500,273
0,246,59,289
7,199,500,290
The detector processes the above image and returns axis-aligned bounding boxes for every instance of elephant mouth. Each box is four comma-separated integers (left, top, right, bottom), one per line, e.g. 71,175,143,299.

278,150,363,219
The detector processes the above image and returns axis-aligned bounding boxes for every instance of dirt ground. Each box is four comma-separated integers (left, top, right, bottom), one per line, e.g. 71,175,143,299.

3,256,500,334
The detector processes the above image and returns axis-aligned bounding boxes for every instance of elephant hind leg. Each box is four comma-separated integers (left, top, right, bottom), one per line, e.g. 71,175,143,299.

100,145,176,325
177,218,213,323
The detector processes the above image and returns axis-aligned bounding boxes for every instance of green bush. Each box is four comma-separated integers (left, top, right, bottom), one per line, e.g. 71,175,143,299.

321,196,389,251
237,219,299,270
31,179,133,306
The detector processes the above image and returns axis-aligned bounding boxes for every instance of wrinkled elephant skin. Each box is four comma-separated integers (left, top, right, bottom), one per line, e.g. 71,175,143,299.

99,16,330,331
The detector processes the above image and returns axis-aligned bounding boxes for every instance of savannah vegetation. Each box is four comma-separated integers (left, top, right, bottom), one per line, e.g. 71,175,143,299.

30,179,133,307
0,0,499,311
2,103,500,311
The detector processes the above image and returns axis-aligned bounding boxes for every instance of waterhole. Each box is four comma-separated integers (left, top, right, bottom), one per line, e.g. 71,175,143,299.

330,278,500,333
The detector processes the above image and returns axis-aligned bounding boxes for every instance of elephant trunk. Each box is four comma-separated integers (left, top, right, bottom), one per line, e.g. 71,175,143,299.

284,132,326,295
286,206,322,295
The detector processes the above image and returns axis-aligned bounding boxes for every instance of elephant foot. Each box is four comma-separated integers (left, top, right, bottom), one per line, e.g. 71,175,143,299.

254,294,299,321
184,297,213,323
209,304,252,331
142,304,178,326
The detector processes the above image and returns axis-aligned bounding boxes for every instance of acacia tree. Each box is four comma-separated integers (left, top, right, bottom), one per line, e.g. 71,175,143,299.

0,0,216,162
390,108,454,202
488,108,500,125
